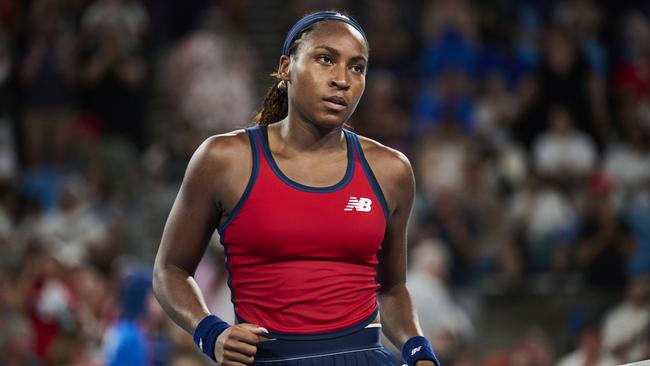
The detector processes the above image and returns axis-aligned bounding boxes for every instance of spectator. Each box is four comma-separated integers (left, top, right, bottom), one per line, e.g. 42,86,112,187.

165,7,256,139
603,101,650,202
532,106,597,185
474,73,518,147
18,0,78,165
553,0,609,139
69,265,114,360
407,238,474,358
418,191,479,286
35,175,107,267
514,28,599,148
462,145,523,287
507,174,575,274
574,171,634,291
554,0,606,77
78,0,150,151
415,119,472,198
602,273,650,364
23,246,78,361
103,267,152,366
556,321,616,366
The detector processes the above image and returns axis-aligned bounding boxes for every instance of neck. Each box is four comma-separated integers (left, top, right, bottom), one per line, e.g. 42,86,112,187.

274,113,346,153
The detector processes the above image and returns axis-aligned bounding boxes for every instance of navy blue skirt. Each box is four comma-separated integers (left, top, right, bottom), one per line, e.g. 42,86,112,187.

253,325,403,366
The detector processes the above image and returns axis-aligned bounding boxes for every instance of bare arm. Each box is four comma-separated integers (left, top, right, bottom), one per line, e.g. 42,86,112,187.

153,133,268,365
365,140,436,366
152,137,223,333
153,132,265,366
375,149,423,347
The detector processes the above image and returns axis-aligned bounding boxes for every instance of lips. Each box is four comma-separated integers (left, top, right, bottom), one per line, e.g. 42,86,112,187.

322,96,348,111
323,96,348,107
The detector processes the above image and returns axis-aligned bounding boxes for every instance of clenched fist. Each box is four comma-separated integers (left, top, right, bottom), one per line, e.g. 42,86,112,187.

214,323,270,365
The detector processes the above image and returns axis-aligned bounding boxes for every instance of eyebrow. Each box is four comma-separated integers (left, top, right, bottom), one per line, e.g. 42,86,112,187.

313,45,368,63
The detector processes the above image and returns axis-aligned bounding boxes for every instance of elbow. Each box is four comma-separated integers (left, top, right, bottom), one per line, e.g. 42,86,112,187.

151,260,165,300
151,255,192,299
152,254,174,300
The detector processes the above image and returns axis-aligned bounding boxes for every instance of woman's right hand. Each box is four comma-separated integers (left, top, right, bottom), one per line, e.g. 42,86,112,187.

214,323,270,365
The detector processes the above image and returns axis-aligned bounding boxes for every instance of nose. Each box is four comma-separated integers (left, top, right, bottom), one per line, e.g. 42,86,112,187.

329,66,350,90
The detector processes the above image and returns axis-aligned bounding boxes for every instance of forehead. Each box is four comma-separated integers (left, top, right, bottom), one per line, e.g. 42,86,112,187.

301,20,368,57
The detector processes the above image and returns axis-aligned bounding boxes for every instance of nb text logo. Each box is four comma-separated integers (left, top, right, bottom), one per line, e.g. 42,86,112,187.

344,197,372,212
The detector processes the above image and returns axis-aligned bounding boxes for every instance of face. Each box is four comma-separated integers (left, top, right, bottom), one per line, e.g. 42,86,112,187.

549,107,572,135
281,21,368,128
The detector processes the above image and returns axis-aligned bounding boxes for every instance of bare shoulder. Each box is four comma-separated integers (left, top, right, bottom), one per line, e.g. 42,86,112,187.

197,129,250,162
357,135,413,180
356,135,414,213
188,129,252,172
183,129,252,189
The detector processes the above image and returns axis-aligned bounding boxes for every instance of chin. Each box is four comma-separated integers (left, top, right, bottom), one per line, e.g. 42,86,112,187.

316,110,354,128
313,116,349,130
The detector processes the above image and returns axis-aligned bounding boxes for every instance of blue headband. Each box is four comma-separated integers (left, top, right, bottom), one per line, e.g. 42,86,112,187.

282,11,367,56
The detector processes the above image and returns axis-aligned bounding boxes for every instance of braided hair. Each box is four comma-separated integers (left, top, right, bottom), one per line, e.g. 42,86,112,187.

253,25,316,126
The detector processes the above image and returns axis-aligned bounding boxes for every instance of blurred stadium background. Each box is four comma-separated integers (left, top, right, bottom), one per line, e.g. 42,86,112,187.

1,0,650,365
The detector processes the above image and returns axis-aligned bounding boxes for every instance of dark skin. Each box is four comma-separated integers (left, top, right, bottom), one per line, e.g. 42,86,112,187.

153,21,433,366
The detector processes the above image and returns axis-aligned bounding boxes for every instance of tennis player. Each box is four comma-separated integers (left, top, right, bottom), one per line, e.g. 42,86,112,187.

153,10,440,366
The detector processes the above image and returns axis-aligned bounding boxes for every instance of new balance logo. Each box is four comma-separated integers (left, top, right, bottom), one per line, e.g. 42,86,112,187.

410,346,422,356
344,197,372,212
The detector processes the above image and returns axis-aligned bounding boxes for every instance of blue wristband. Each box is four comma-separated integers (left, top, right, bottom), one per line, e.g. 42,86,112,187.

193,315,231,362
402,336,440,366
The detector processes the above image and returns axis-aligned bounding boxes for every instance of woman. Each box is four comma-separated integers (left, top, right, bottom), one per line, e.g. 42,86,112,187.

153,11,440,366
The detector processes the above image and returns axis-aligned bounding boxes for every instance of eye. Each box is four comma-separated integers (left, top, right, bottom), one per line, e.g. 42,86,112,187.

351,64,366,74
316,55,333,64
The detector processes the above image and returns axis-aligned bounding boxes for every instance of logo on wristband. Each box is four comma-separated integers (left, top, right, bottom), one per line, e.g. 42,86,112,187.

410,346,422,356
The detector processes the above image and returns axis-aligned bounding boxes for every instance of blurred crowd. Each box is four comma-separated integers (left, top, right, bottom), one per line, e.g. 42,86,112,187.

1,0,650,365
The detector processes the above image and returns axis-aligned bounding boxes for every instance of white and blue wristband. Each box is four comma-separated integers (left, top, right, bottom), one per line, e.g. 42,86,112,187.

402,336,440,366
193,315,231,362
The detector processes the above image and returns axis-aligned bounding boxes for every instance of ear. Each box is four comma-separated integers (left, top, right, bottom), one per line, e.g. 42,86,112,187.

277,55,290,81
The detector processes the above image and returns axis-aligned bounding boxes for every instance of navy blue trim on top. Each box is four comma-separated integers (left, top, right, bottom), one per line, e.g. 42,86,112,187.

217,127,261,235
256,125,355,193
236,306,379,341
349,133,390,221
217,127,261,314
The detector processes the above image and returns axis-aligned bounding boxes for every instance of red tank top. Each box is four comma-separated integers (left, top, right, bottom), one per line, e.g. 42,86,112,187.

217,125,389,335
